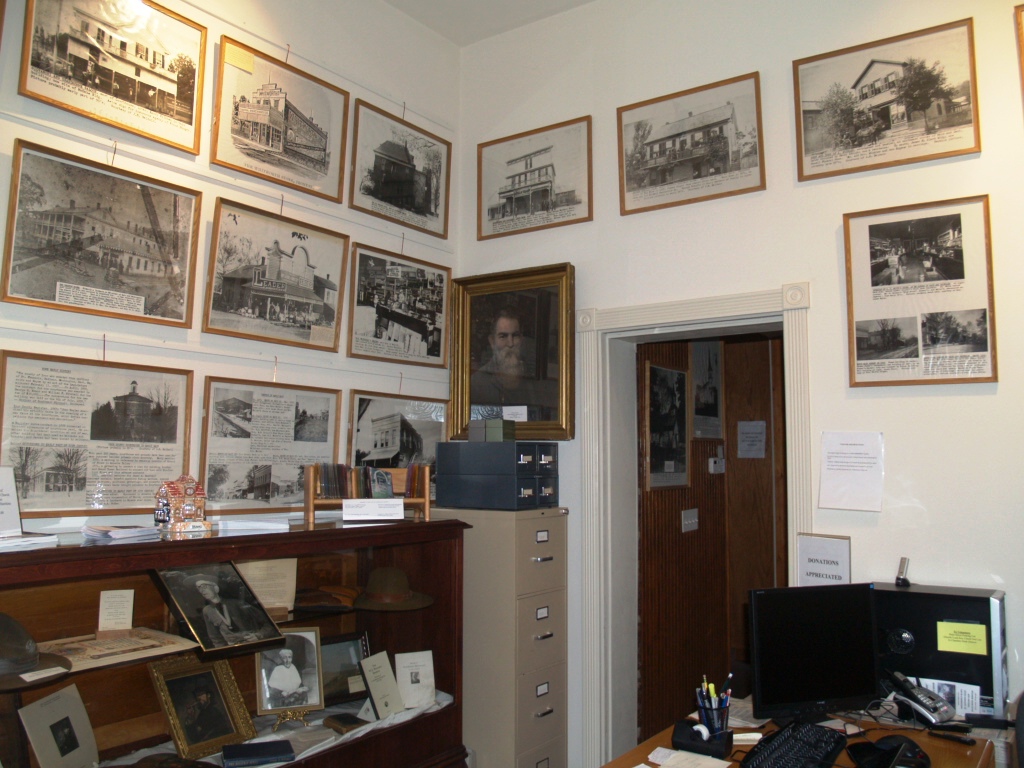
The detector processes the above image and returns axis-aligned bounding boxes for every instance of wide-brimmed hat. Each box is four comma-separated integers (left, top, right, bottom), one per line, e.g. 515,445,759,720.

184,573,219,590
354,567,433,611
0,613,70,692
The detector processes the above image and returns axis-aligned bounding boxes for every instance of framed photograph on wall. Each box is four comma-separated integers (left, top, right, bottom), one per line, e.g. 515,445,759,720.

321,631,370,705
349,99,451,239
690,340,723,440
449,263,575,441
793,18,979,182
1017,6,1024,99
212,36,349,202
617,72,765,216
203,199,349,352
3,140,201,328
255,627,325,715
477,116,592,240
19,0,206,154
645,363,688,489
843,195,996,387
349,390,447,475
347,243,450,368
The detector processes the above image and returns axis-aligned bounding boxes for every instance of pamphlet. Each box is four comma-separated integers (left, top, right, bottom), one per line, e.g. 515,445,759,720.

97,590,134,633
359,651,404,718
342,498,404,521
236,558,297,612
394,650,435,708
0,466,21,536
17,684,98,768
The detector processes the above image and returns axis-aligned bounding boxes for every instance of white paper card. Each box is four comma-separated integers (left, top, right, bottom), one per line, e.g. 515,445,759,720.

394,650,435,708
797,534,851,586
18,685,98,768
818,431,884,512
343,498,404,521
0,467,23,537
97,590,134,632
236,558,297,611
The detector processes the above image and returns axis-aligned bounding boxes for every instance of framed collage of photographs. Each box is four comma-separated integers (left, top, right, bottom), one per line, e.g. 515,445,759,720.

255,627,325,716
349,390,447,472
843,195,996,388
644,362,687,489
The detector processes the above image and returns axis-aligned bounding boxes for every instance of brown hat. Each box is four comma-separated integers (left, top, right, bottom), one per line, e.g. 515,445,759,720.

354,567,433,611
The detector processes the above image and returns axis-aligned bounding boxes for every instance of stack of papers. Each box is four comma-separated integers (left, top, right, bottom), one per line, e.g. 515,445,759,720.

0,532,59,550
81,524,161,539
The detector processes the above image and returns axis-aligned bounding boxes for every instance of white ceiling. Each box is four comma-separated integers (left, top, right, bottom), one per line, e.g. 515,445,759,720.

379,0,596,46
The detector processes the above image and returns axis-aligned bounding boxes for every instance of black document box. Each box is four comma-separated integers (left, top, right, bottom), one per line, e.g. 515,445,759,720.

436,442,559,509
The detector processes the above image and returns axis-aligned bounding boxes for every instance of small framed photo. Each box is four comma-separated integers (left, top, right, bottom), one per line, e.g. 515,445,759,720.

19,0,206,154
321,631,370,705
256,628,325,715
690,340,723,440
1017,6,1024,98
793,18,979,181
644,363,687,489
349,99,452,239
347,243,450,367
449,263,575,441
149,654,255,760
478,116,592,240
617,72,765,216
3,140,201,328
843,195,996,387
203,198,349,352
349,390,447,474
155,562,284,653
212,36,349,202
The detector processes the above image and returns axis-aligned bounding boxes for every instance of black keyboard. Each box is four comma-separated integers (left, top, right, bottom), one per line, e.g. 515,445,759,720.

741,721,848,768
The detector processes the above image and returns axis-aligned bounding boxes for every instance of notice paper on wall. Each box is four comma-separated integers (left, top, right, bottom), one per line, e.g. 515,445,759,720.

818,431,884,512
797,533,851,586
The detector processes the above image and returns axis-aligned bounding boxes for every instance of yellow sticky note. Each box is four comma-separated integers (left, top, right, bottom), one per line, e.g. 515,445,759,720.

936,621,987,655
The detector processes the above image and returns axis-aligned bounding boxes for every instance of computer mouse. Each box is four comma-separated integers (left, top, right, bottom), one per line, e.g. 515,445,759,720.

873,735,930,768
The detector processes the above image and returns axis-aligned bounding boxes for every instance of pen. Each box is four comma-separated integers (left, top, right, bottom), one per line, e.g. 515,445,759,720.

927,731,976,746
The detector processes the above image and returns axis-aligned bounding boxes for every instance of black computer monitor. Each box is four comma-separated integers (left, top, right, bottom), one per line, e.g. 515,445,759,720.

749,582,880,724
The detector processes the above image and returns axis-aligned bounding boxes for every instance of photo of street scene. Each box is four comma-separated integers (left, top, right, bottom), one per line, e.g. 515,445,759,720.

922,309,989,355
854,316,920,361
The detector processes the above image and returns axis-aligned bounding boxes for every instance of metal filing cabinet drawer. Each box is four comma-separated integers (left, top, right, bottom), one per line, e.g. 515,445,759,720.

515,509,567,595
516,662,567,753
517,589,567,672
516,735,567,768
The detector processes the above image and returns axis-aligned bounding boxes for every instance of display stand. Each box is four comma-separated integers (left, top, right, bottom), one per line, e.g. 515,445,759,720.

302,465,431,526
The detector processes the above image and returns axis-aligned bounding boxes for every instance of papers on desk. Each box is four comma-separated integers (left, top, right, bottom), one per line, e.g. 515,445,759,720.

648,747,731,767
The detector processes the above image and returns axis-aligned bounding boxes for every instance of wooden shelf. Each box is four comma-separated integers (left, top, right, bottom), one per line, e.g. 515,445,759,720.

303,464,431,523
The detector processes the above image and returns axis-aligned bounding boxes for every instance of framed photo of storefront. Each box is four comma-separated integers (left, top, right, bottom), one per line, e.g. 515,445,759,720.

478,116,593,240
843,195,996,387
203,198,348,352
793,18,979,182
212,36,349,203
19,0,206,154
617,72,765,216
349,390,447,474
349,99,452,239
347,243,450,368
2,140,201,328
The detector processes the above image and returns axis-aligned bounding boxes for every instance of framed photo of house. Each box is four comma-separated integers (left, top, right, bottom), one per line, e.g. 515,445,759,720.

1017,6,1024,98
843,195,995,387
478,116,593,240
321,631,370,705
349,390,447,475
199,377,340,514
212,36,349,203
349,99,452,239
148,654,255,760
449,263,575,441
0,351,191,517
347,243,450,368
690,340,723,440
644,363,688,489
617,72,765,216
203,198,349,352
255,628,325,715
793,18,979,182
19,0,206,154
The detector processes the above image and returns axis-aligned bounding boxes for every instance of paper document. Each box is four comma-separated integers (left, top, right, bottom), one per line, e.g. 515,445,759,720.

818,431,884,512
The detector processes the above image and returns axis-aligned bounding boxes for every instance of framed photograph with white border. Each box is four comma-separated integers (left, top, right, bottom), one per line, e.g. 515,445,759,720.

690,340,723,440
256,627,325,716
644,362,687,489
477,116,592,240
349,390,447,473
843,195,996,387
793,18,979,182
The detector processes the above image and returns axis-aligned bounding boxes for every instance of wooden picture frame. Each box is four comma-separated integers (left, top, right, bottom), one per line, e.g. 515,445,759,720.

199,376,341,515
793,18,979,182
645,362,688,489
256,627,325,715
349,99,452,239
617,72,765,216
477,116,592,240
347,242,450,368
843,195,996,387
321,630,371,705
349,390,447,474
3,140,201,328
690,340,723,440
1017,6,1024,102
203,198,349,352
148,654,255,760
449,263,575,441
19,0,206,154
212,36,349,202
0,351,191,518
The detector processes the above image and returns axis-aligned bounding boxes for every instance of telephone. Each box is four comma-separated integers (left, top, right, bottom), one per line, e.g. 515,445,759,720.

888,670,956,725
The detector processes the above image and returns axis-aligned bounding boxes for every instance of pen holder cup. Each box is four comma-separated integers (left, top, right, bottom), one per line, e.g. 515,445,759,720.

697,704,730,736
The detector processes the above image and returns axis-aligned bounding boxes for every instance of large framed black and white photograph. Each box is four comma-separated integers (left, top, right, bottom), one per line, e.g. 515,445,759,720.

349,390,447,475
478,116,592,240
19,0,206,154
3,140,201,328
212,36,349,203
645,363,688,489
203,199,349,352
347,243,450,368
617,72,765,216
794,18,978,182
449,263,575,441
844,195,995,388
690,340,723,440
256,628,325,716
349,99,451,239
321,631,370,705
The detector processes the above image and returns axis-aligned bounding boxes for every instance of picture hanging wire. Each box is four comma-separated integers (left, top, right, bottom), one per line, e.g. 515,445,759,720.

398,371,403,394
400,233,405,255
273,356,278,383
285,44,290,64
102,334,106,361
108,140,117,166
279,195,284,215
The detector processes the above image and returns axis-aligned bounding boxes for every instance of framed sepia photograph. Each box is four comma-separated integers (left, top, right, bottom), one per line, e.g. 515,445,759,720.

793,18,979,182
256,627,325,715
212,36,349,202
617,72,765,216
347,242,450,367
0,351,191,517
449,263,575,441
843,195,996,387
1017,6,1024,100
349,390,447,477
149,654,255,760
690,340,723,440
19,0,206,154
199,376,341,515
478,116,592,240
349,99,452,239
3,140,200,328
321,631,370,705
203,198,349,352
645,363,688,489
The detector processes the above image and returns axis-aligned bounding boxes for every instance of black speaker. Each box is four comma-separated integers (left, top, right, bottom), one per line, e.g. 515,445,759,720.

671,721,733,759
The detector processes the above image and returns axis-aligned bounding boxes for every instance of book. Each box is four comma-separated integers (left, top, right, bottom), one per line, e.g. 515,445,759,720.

18,684,98,768
221,740,295,768
359,650,404,719
394,650,436,708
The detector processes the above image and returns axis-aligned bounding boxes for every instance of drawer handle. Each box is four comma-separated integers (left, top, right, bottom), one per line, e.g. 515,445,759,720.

535,631,554,641
535,707,555,718
533,555,554,562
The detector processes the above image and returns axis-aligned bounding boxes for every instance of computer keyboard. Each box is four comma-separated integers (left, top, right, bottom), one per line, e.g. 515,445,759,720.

740,721,848,768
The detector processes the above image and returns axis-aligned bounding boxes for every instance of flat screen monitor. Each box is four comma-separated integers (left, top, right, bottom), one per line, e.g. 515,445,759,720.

749,582,880,724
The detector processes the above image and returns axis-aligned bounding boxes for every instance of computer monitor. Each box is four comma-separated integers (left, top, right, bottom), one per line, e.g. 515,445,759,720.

749,582,880,724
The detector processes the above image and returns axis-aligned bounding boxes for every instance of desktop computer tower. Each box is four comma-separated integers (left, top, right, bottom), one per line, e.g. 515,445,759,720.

873,582,1008,718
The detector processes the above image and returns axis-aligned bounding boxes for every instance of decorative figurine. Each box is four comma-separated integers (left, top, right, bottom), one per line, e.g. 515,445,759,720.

155,474,210,534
